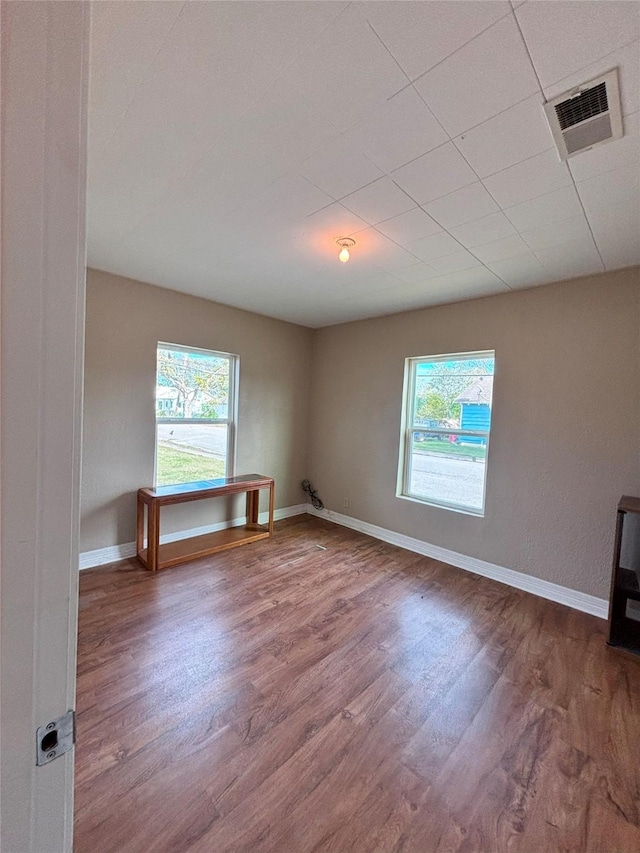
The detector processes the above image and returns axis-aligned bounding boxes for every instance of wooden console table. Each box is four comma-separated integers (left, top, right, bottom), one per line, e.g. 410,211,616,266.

136,474,275,571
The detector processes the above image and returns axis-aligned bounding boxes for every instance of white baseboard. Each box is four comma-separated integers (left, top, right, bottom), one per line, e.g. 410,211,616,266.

79,541,136,569
78,503,308,570
306,505,608,620
80,501,608,620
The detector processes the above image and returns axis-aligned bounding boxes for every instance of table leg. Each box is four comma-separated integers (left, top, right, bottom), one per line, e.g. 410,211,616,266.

136,496,145,560
268,482,275,536
147,501,160,571
246,489,259,527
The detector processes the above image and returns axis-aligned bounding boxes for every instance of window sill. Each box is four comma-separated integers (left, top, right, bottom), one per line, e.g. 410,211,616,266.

396,491,485,518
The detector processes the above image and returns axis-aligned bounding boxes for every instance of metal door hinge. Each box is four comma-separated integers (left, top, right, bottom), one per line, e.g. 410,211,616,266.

36,710,75,766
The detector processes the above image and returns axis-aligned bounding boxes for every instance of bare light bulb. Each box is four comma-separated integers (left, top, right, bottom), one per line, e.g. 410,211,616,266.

336,237,355,263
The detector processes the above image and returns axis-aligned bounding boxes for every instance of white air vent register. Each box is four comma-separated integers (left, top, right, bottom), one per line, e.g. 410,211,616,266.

544,69,623,161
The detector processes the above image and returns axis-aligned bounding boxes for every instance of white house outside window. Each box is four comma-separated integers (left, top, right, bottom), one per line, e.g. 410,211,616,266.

398,351,495,515
155,343,238,487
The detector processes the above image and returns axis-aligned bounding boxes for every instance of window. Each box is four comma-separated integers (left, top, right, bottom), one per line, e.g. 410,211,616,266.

398,351,495,515
155,343,237,487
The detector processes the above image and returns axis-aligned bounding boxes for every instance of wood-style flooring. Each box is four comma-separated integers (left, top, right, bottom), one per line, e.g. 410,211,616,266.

75,516,640,853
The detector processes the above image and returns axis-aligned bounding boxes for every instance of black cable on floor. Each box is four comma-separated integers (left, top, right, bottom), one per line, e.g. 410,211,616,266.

301,479,324,510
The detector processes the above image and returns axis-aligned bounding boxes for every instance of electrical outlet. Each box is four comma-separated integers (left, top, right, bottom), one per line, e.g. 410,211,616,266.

343,497,349,509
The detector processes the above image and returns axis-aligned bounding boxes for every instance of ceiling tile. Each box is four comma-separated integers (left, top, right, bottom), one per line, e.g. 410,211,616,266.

341,177,416,224
577,162,640,213
393,262,440,284
341,272,412,299
487,253,548,288
520,215,594,252
424,182,499,229
455,95,553,178
92,1,347,178
501,275,549,293
362,1,510,81
415,16,539,137
236,174,335,226
515,1,640,89
592,225,640,270
392,142,478,204
321,270,407,301
543,39,640,119
471,234,531,264
222,100,337,204
504,185,583,232
482,149,572,208
88,1,184,166
583,191,640,241
350,229,422,271
535,237,604,280
171,1,350,86
227,86,342,179
88,49,243,195
427,250,483,274
329,288,423,321
294,257,383,291
88,227,176,291
450,211,517,248
576,164,640,268
87,186,146,254
374,207,442,244
343,87,448,173
304,203,372,241
536,258,606,284
90,67,338,235
300,137,383,199
407,231,463,262
281,5,408,132
388,280,492,312
352,267,509,314
422,267,509,295
568,111,640,183
395,263,440,284
107,171,335,280
293,208,375,271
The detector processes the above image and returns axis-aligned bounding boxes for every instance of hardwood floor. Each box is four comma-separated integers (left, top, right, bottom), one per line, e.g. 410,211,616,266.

75,516,640,853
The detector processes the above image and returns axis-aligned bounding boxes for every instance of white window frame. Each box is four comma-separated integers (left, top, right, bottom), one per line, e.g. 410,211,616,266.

397,350,494,516
155,342,239,485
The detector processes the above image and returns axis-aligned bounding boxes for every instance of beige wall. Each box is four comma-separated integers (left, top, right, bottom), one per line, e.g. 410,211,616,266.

82,267,640,600
81,269,314,552
308,268,640,599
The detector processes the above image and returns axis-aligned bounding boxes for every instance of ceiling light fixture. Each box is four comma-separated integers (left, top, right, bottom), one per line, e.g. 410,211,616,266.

336,237,355,263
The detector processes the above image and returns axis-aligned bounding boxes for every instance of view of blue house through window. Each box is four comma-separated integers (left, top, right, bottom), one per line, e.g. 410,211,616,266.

398,351,495,515
155,343,237,486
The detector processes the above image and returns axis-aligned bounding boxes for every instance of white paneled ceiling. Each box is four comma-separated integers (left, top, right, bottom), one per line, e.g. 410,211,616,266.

88,0,640,328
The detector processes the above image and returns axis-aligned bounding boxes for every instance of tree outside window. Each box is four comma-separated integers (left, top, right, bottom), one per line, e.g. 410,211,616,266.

155,344,238,487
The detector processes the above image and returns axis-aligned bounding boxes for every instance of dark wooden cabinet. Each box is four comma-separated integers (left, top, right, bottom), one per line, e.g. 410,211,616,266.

607,495,640,657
